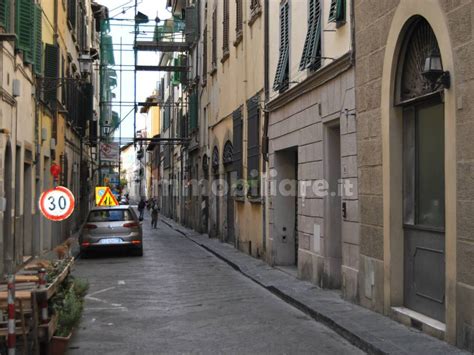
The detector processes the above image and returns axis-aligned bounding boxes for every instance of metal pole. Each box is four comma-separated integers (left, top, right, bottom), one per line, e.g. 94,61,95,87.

38,268,48,324
119,37,123,193
7,274,15,355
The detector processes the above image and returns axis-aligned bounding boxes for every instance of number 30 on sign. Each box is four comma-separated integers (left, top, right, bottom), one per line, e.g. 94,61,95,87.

39,186,75,221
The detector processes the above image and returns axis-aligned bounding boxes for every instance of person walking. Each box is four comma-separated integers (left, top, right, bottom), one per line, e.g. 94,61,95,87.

138,197,146,220
151,202,159,229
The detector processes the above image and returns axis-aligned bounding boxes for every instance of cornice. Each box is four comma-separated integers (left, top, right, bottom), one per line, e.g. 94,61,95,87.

267,52,353,112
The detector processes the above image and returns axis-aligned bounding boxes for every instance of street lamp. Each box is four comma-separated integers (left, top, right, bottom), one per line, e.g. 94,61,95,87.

422,48,450,90
78,54,93,76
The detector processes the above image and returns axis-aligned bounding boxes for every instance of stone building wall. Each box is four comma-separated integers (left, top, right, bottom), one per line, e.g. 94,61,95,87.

268,64,358,300
355,0,474,350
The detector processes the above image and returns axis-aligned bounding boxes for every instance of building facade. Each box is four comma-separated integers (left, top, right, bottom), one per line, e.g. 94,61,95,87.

0,0,100,275
145,0,473,350
266,0,358,300
354,0,474,350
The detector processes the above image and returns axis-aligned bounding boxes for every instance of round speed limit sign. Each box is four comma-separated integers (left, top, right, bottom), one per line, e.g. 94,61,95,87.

39,186,75,221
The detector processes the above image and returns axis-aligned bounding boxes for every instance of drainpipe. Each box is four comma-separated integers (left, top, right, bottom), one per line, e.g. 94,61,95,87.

262,0,269,254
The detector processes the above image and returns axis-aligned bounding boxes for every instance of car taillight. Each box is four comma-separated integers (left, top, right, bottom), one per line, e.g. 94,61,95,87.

81,242,91,247
85,224,97,229
123,222,139,228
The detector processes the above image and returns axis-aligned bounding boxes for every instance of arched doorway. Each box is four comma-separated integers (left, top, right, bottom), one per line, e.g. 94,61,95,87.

211,146,220,239
3,142,13,274
397,18,446,322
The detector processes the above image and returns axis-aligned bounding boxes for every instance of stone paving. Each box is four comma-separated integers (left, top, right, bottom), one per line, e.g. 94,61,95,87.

161,216,469,355
68,215,364,354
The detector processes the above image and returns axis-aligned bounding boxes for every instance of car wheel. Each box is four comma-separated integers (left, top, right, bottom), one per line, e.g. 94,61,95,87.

80,249,89,259
132,247,143,257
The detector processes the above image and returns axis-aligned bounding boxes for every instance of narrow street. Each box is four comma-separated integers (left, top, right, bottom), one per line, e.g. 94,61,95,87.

69,213,364,354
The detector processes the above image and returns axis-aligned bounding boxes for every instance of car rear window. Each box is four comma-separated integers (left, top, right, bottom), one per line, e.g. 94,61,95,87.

88,209,134,222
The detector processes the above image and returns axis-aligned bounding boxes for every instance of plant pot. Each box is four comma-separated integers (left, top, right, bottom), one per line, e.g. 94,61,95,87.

50,332,72,355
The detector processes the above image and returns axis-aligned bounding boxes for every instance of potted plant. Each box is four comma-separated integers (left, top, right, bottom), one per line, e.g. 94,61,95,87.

50,278,89,355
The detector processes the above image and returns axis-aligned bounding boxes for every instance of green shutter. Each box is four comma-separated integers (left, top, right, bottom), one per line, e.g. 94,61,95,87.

232,107,243,180
15,0,34,62
0,0,10,31
247,95,260,196
273,2,289,91
329,0,345,24
300,0,322,71
43,44,59,108
188,91,198,131
33,4,43,75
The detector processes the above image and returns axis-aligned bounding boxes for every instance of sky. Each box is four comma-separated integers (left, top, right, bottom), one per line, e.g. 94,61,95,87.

96,0,172,144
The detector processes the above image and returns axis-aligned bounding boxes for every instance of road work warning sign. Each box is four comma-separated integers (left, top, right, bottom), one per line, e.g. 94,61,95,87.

96,186,119,206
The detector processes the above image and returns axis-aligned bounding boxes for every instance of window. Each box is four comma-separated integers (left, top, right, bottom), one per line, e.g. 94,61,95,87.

211,7,217,70
67,0,76,29
249,0,261,26
0,0,11,31
247,95,260,197
273,2,289,92
163,98,171,130
222,0,229,57
188,90,198,132
88,209,134,222
299,0,322,71
328,0,346,26
44,44,60,109
232,106,243,182
15,0,34,63
250,0,260,10
235,0,242,35
33,4,42,75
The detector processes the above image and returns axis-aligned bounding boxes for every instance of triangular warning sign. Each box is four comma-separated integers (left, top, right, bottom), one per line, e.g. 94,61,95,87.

98,187,119,206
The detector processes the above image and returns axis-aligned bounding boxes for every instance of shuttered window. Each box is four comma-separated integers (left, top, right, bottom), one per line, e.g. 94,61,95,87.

184,5,198,44
232,107,243,181
0,0,10,31
202,26,208,84
211,8,217,68
247,95,260,197
15,0,34,63
189,90,198,131
68,0,76,29
328,0,346,24
222,0,229,54
250,0,260,10
44,44,59,109
235,0,242,34
163,99,171,130
299,0,322,71
33,4,43,75
273,2,289,92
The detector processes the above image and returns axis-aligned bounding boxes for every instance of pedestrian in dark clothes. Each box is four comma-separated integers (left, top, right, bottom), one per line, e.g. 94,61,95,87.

151,202,159,229
138,198,146,220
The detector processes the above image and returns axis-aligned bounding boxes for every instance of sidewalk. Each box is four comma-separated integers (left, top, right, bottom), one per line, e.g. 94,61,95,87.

161,216,468,355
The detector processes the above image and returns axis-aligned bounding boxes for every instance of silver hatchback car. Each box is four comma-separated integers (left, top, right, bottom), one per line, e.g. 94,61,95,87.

79,206,143,256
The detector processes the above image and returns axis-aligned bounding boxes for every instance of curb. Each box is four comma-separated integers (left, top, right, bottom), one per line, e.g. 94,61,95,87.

161,217,385,355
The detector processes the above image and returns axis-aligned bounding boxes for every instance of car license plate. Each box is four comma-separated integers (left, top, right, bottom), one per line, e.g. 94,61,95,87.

99,238,122,245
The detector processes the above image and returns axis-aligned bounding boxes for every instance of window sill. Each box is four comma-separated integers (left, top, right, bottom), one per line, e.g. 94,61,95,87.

220,51,230,63
233,32,243,47
234,195,245,203
248,6,262,26
247,196,262,204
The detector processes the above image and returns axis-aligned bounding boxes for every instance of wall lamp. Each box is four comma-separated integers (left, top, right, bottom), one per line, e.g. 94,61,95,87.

422,48,450,90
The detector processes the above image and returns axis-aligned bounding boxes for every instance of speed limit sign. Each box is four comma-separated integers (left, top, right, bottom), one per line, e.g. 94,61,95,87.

39,186,75,221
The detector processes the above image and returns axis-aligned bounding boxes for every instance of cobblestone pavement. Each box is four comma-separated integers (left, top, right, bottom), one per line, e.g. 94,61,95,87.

68,215,364,355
